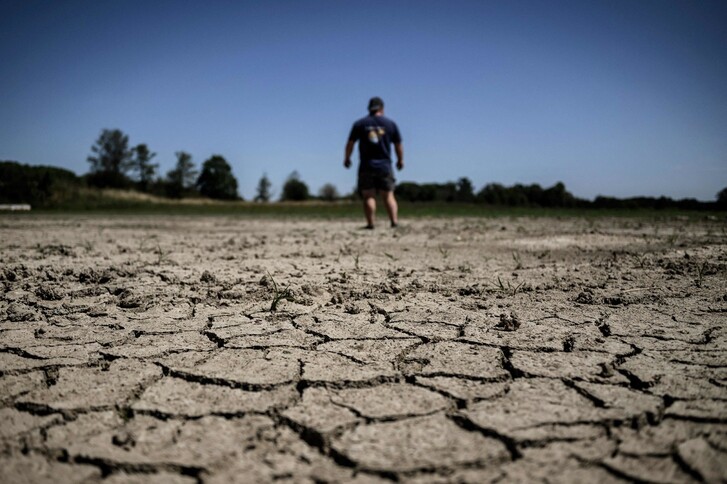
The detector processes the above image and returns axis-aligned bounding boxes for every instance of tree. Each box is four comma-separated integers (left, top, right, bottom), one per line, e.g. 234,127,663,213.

476,183,507,205
254,173,272,202
166,151,198,198
455,177,475,202
86,129,133,188
281,171,310,201
541,182,575,207
131,144,157,192
196,155,239,200
318,183,339,201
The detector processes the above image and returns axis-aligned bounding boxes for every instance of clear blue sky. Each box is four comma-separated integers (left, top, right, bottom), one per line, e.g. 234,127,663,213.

1,0,726,200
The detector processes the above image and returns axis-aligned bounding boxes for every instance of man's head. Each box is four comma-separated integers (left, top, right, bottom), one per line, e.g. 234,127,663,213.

368,96,384,114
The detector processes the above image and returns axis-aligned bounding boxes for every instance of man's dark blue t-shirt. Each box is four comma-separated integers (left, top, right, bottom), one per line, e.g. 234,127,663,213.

348,114,402,172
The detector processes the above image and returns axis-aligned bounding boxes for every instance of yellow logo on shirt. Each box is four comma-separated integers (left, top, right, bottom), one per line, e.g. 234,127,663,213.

367,127,385,144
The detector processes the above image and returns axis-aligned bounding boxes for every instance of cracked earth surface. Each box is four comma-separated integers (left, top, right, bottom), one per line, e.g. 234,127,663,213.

1,214,726,483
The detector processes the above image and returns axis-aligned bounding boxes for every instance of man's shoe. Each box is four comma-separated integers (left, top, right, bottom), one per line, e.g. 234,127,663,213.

390,222,398,228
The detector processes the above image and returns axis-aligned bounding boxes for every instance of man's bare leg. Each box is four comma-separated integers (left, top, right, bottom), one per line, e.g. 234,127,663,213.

382,190,398,227
362,190,376,228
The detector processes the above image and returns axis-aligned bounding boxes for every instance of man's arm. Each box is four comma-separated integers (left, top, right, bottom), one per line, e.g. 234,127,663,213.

344,140,355,168
395,143,404,171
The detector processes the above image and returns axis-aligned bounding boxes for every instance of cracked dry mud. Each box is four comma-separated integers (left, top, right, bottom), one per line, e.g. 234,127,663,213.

1,214,726,483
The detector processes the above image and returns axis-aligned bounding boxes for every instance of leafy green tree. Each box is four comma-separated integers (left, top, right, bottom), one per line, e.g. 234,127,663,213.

318,183,339,201
254,173,272,202
455,177,475,202
166,151,198,198
281,171,310,201
86,129,133,188
196,155,239,200
131,143,157,192
541,182,575,207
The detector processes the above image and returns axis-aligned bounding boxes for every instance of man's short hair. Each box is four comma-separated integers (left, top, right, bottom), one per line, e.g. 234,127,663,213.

368,96,384,112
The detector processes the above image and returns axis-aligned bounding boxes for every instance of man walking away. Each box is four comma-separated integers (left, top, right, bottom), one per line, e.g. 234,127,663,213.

344,97,404,229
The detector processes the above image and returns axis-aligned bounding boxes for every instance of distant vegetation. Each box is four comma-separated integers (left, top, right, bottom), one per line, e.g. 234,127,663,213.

196,155,239,200
0,161,82,207
281,172,310,201
84,129,239,200
254,173,273,202
394,179,724,211
1,127,725,211
166,151,198,199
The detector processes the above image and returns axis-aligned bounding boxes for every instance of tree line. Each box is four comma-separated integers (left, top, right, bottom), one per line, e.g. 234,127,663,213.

0,128,344,206
85,129,238,200
1,127,726,210
395,179,580,206
84,128,339,202
395,179,727,211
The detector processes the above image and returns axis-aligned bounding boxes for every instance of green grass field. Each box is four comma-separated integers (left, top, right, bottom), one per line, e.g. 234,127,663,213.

6,200,724,221
1,188,723,220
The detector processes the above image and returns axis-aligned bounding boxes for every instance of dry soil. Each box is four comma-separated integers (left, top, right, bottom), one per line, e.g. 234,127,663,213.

1,214,726,483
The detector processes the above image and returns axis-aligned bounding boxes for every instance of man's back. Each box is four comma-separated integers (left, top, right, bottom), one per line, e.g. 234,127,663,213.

349,114,402,171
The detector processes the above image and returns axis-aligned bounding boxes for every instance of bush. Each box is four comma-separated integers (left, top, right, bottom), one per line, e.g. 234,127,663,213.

318,183,339,201
0,161,82,207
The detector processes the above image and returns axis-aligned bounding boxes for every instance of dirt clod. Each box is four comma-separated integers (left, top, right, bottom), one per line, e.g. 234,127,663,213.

200,270,216,283
495,312,521,331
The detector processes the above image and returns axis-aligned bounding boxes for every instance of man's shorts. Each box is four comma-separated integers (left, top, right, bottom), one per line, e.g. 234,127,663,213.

358,168,395,194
